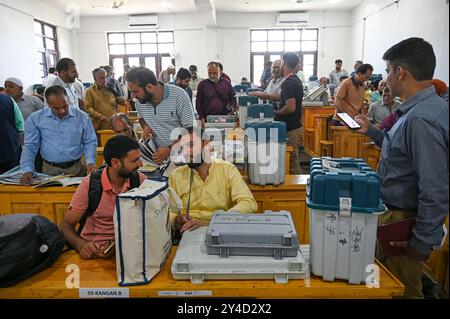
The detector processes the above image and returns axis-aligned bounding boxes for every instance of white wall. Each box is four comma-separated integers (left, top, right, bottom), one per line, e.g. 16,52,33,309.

350,0,449,83
76,13,217,82
75,10,353,84
0,0,75,90
217,10,353,83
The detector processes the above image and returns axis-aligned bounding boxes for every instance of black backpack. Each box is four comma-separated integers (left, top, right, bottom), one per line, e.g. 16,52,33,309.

0,214,65,287
77,167,141,235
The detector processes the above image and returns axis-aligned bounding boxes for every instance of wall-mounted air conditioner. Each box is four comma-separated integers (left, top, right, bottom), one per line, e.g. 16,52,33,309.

128,14,159,28
277,12,310,26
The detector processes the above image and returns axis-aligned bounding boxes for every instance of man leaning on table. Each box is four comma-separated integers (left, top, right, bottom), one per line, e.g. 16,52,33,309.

19,86,98,184
60,135,146,260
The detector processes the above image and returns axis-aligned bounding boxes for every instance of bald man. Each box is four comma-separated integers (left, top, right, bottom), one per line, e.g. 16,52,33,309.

4,77,44,120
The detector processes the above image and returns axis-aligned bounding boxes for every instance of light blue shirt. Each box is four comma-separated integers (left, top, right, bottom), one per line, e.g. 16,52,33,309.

20,106,98,172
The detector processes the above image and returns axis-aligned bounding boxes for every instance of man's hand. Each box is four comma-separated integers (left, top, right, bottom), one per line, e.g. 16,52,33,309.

175,213,209,232
390,241,430,261
79,241,104,260
142,125,155,141
86,164,97,175
249,92,265,99
153,146,170,163
20,172,34,185
180,219,209,232
78,99,85,111
354,114,371,134
174,213,191,231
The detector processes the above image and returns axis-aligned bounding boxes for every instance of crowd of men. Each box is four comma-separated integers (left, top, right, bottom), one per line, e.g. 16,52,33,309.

0,37,448,299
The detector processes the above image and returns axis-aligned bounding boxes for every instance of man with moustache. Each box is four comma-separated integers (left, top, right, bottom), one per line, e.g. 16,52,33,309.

126,67,195,164
195,61,237,127
169,126,257,233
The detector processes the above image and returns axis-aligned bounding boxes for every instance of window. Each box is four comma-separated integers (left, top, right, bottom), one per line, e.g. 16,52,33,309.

107,31,175,79
34,20,59,79
250,28,318,85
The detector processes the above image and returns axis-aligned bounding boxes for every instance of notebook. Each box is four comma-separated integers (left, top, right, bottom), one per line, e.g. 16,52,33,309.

377,217,416,258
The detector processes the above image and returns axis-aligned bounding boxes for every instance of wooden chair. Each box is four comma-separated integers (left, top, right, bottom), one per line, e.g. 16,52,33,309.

97,130,115,147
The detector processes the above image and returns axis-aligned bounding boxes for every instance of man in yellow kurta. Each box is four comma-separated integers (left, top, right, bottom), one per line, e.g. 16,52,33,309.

169,126,257,233
85,68,119,130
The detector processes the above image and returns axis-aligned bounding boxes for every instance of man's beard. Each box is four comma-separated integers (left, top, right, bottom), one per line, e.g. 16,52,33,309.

138,90,153,103
119,167,133,178
186,153,203,169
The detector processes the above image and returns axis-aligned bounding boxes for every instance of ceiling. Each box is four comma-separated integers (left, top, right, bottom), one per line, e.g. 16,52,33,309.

215,0,366,13
39,0,366,16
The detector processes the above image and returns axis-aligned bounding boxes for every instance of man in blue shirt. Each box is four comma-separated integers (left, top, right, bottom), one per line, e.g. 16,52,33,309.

20,85,98,184
355,38,449,298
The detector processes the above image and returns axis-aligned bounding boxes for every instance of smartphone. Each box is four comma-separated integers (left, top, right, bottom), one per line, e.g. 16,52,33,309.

336,112,362,130
103,241,115,254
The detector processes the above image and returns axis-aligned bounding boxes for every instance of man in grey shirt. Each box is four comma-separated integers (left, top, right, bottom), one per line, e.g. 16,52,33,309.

4,77,44,120
367,86,401,126
328,59,348,97
355,38,449,298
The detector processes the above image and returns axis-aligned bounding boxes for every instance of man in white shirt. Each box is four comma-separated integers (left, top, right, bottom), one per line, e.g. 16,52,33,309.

42,67,57,88
250,60,284,106
46,58,84,110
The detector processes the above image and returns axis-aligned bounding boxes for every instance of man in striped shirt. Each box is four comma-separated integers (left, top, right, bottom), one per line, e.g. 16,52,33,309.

126,67,195,163
355,38,449,298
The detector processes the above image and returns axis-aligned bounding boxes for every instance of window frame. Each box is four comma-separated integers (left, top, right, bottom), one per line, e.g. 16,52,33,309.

250,28,319,85
34,19,59,79
107,31,175,77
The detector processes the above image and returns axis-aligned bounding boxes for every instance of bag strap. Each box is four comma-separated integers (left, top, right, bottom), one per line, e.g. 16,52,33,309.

77,168,104,235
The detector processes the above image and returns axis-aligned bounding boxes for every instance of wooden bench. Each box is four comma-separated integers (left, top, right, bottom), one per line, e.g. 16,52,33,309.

301,106,335,156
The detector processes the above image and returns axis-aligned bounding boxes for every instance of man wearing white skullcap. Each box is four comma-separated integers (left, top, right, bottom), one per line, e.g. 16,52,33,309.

5,77,44,120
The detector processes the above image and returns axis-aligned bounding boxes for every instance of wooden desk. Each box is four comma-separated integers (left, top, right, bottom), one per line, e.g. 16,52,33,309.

330,126,371,158
248,175,309,243
0,175,310,242
0,249,404,299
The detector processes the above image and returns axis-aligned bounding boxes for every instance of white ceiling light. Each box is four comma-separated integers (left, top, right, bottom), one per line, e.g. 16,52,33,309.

327,0,342,4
